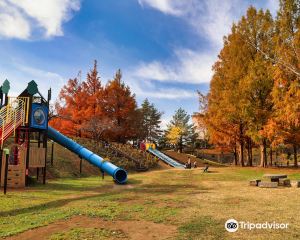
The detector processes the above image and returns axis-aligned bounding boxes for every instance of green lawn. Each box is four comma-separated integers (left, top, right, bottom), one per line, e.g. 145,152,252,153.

1,167,300,239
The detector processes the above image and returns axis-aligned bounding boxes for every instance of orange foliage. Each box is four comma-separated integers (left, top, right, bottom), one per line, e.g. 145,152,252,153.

50,62,138,143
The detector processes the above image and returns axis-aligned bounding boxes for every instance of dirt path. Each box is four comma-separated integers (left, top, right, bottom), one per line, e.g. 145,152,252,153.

6,215,177,240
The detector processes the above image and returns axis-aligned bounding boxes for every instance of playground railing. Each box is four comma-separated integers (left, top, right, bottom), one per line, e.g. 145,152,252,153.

0,97,29,148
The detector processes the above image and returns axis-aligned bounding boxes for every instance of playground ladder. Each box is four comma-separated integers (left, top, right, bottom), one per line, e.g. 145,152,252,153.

0,97,29,148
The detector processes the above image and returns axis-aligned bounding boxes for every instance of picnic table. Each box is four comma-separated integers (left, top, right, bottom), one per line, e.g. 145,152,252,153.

263,174,287,182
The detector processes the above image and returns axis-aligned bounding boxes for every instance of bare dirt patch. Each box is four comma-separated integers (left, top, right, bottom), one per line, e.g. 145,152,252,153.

6,215,177,240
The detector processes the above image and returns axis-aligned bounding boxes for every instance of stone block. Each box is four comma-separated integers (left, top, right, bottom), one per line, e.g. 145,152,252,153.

278,178,291,187
258,182,278,188
249,179,261,186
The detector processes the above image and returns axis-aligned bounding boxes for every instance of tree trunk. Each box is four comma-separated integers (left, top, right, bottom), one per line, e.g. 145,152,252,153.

238,140,245,167
293,144,298,167
238,124,245,167
179,136,183,153
234,144,238,166
247,139,252,166
260,139,267,167
270,146,273,167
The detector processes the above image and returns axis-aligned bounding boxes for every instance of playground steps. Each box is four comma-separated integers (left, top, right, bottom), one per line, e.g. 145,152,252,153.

2,165,25,188
1,147,26,188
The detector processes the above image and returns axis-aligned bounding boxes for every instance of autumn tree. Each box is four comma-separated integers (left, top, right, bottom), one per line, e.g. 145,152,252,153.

165,108,197,153
270,0,300,167
102,69,138,142
50,77,86,137
81,61,107,140
82,60,103,118
238,8,275,167
201,21,252,166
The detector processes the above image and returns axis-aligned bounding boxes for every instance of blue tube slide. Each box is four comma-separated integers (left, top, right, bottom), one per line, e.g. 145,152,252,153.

47,126,127,184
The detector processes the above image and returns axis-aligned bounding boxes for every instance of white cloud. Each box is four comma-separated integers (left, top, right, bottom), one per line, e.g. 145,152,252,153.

136,0,280,86
139,88,196,99
135,0,242,85
126,77,196,100
266,0,279,17
0,1,30,39
0,63,65,100
133,48,215,84
138,0,241,48
188,0,239,48
138,0,279,48
0,0,81,39
138,0,183,16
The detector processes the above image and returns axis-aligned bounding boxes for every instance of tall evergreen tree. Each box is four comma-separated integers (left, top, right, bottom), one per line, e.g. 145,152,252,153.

139,99,163,142
166,108,197,152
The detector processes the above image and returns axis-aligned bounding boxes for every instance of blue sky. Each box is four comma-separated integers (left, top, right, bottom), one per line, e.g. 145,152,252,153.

0,0,278,127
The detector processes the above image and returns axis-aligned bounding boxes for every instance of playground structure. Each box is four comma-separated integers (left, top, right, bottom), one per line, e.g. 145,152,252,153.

144,142,185,168
0,80,127,193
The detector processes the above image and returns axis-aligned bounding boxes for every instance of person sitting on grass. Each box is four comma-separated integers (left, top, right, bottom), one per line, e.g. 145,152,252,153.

193,161,197,168
185,158,192,169
203,163,209,173
188,157,191,169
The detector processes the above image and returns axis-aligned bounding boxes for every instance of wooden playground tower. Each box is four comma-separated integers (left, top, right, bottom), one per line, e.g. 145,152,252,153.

0,80,50,191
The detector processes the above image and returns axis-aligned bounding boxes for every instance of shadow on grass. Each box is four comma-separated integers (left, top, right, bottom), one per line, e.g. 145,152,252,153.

30,179,142,192
0,191,122,218
0,179,143,218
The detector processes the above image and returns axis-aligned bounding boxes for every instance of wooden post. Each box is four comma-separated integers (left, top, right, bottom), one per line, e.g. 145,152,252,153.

36,167,39,180
38,132,41,147
3,150,9,194
25,95,33,187
0,150,2,186
25,130,31,186
51,141,54,166
43,89,51,185
43,133,47,185
80,157,82,174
